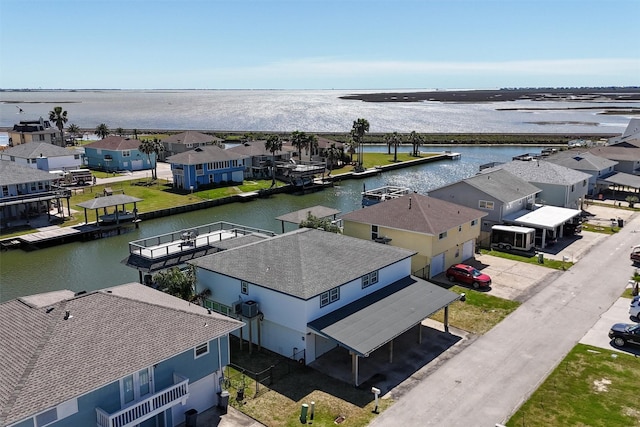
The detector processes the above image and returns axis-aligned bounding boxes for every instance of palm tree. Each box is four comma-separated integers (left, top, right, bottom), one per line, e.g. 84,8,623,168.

632,269,640,296
95,123,110,139
383,133,393,155
48,106,68,147
116,127,125,137
139,138,164,179
152,265,197,302
265,134,282,187
389,131,402,162
290,130,308,160
351,118,369,172
307,134,318,158
326,143,342,173
345,136,357,163
409,131,424,157
67,124,80,145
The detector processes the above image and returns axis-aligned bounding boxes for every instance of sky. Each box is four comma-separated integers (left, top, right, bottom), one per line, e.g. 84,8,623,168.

1,0,638,90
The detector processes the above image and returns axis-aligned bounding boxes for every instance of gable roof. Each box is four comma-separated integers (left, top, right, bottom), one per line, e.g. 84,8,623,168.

546,150,618,171
86,136,142,151
227,141,285,157
341,194,486,235
483,159,591,185
0,160,54,186
587,144,640,161
0,284,242,426
167,145,248,165
0,142,74,158
162,131,223,144
192,228,416,299
432,169,541,203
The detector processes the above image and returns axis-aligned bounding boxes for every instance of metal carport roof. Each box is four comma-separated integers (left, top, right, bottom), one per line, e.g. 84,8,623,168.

307,276,460,358
597,172,640,190
503,206,581,230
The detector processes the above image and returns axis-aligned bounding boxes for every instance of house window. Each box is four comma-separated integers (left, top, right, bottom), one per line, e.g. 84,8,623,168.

120,368,152,406
10,156,15,161
74,154,80,159
39,134,45,141
122,150,131,157
471,219,478,226
195,342,209,358
362,270,379,288
320,287,340,307
196,164,204,175
479,200,494,210
571,184,575,191
371,225,379,240
241,281,249,295
439,231,447,240
458,225,462,232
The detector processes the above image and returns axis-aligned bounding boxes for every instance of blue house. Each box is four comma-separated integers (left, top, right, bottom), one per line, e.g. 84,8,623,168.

166,146,248,191
85,136,153,172
0,283,243,427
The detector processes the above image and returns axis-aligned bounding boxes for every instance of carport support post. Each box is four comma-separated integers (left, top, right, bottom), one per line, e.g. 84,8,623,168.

351,352,359,387
418,323,423,344
444,306,450,333
388,339,393,363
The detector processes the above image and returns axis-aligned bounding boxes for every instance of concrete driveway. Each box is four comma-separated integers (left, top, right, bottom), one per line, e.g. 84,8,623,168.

580,295,640,356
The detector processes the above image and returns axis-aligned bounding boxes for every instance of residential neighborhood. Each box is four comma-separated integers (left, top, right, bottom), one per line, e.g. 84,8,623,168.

1,117,640,426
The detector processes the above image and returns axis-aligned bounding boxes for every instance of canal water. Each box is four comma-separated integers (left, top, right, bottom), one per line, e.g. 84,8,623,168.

0,145,540,302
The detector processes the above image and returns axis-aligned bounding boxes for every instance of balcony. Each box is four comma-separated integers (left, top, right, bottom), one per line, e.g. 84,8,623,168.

96,373,189,427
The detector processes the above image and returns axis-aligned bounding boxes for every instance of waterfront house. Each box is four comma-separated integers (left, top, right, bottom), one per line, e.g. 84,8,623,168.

0,142,84,172
8,117,61,147
84,136,152,172
227,140,291,179
159,131,225,161
0,160,70,228
0,283,243,427
546,150,618,197
428,168,541,236
482,159,590,209
166,145,248,190
191,227,460,386
341,193,487,279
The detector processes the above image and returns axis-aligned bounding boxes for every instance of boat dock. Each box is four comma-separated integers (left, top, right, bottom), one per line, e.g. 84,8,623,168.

5,222,138,250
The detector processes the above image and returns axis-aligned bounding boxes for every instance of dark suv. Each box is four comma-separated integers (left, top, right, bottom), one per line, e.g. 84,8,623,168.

445,264,492,289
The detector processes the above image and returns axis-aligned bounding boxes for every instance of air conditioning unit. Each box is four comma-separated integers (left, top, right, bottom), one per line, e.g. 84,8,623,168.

231,300,243,315
242,300,259,318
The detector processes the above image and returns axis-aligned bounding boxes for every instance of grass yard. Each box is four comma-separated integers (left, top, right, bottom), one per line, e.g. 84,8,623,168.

429,285,520,334
329,151,438,175
480,248,574,270
506,344,640,427
581,222,621,234
226,339,390,427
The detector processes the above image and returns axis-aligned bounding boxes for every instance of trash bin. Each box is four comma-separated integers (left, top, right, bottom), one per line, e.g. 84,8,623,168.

184,409,198,427
218,390,230,414
618,218,624,228
537,253,544,264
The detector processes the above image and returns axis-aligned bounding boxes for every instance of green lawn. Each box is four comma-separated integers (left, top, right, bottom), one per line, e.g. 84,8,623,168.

330,152,438,175
480,248,574,270
507,344,640,427
429,286,521,334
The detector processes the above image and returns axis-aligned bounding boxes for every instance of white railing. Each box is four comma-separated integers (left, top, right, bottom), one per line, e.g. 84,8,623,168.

96,374,189,427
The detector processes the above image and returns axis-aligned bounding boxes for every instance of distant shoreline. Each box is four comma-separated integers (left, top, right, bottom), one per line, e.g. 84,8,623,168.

339,87,640,103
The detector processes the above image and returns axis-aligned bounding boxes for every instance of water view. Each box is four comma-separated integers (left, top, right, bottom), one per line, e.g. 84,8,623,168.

0,144,533,302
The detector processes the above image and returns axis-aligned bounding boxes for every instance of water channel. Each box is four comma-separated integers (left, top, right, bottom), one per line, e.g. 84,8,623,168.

0,145,544,302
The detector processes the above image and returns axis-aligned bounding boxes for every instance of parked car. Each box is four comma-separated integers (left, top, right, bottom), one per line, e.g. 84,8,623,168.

608,322,640,347
630,295,640,320
446,264,491,289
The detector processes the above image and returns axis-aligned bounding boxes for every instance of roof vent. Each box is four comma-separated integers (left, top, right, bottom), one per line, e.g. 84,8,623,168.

46,307,54,313
74,290,86,296
64,311,72,320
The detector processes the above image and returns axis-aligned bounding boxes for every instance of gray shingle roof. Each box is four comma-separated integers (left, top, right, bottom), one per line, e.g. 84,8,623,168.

0,160,55,186
452,169,541,202
227,141,285,157
276,205,341,225
485,160,591,185
546,151,618,171
0,284,242,426
77,194,142,209
162,131,223,144
0,142,74,158
341,194,486,235
192,228,416,300
167,145,248,165
86,136,142,150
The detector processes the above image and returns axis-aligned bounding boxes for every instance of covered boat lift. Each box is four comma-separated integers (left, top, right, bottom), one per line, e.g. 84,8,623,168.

76,194,142,226
275,205,341,233
308,276,461,386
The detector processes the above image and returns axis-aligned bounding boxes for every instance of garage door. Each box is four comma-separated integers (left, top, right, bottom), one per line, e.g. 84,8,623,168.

462,240,474,261
430,253,445,278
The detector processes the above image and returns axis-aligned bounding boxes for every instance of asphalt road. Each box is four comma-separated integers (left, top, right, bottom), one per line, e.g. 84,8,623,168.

369,211,640,427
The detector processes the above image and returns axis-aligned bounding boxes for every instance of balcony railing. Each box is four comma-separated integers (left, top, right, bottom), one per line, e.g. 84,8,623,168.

96,373,189,427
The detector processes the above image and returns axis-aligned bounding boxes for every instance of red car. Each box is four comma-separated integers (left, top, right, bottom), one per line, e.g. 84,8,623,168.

446,264,492,289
